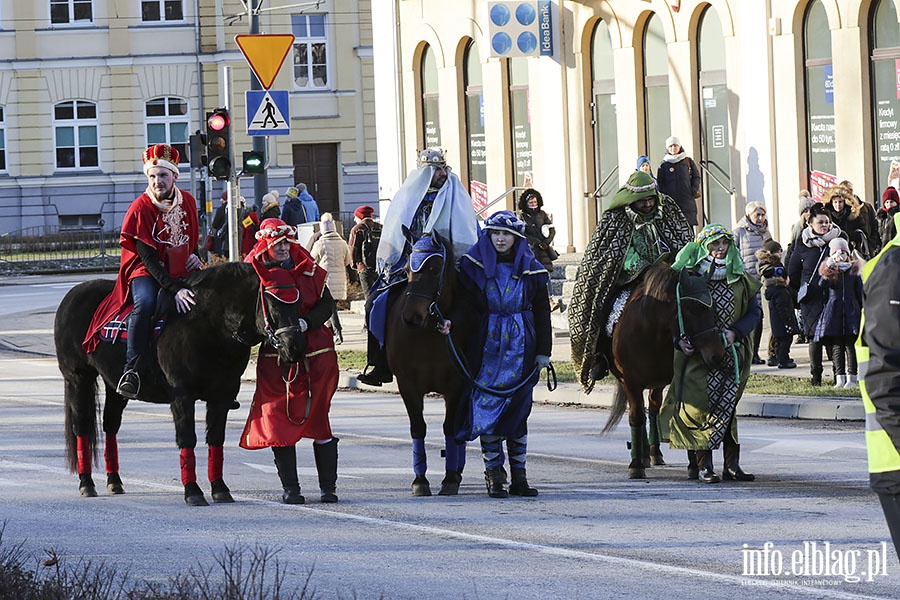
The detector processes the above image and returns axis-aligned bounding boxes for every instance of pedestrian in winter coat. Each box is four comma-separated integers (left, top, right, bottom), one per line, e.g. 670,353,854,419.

787,203,848,386
822,183,880,259
733,201,773,364
814,237,864,388
877,187,899,248
636,155,654,177
259,190,281,221
757,240,799,369
297,183,320,223
347,205,380,297
656,136,702,228
311,213,352,344
280,187,306,226
516,188,557,271
239,218,340,505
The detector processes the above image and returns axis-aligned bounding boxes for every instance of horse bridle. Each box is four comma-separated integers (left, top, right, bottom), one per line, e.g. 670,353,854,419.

405,239,447,326
258,285,303,353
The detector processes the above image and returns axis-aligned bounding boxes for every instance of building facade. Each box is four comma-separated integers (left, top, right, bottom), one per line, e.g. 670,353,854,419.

373,0,899,252
0,0,376,234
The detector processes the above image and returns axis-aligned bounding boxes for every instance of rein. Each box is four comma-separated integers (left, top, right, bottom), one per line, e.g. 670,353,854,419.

258,286,302,352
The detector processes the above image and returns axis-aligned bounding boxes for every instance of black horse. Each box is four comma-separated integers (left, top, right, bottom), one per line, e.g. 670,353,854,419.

384,231,473,496
603,263,725,479
54,261,305,505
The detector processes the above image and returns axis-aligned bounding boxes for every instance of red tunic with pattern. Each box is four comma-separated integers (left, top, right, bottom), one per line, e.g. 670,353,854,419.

239,243,338,448
82,190,199,353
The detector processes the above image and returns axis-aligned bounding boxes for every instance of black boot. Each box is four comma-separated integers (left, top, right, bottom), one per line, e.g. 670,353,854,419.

686,450,699,480
723,435,755,481
695,450,721,484
313,438,339,503
357,334,393,386
509,467,538,497
809,341,823,386
484,466,508,498
272,446,305,504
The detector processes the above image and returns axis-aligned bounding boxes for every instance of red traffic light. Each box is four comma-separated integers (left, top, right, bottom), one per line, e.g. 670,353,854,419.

208,111,230,131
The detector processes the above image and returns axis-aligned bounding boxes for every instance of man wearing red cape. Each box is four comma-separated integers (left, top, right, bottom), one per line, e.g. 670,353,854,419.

240,218,341,505
82,144,200,399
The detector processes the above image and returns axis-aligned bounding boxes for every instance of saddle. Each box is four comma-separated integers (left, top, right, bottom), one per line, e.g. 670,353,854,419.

97,292,173,344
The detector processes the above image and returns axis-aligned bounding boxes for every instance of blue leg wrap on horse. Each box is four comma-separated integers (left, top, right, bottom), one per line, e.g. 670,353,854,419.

457,440,467,471
444,435,462,472
507,436,527,470
412,438,427,475
481,435,504,470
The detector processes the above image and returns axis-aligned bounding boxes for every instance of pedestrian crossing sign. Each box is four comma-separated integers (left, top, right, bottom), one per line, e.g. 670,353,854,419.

246,90,290,136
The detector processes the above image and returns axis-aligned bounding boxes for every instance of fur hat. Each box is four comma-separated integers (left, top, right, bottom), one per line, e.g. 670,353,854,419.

665,136,681,149
745,201,766,217
320,212,335,232
354,205,375,219
260,190,280,214
142,144,180,175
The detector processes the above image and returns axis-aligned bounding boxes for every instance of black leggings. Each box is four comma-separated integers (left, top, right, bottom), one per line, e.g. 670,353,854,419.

828,335,858,376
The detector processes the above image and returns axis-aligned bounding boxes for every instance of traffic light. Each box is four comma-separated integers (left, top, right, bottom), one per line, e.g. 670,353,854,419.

242,150,265,174
189,131,207,169
205,108,232,180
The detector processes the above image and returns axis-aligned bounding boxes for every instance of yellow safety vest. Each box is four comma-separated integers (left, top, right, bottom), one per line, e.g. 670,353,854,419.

856,213,900,474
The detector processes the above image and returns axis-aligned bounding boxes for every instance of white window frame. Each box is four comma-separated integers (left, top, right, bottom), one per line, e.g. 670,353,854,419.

145,96,190,164
54,100,99,171
0,106,6,173
291,13,330,90
50,0,94,26
140,0,185,23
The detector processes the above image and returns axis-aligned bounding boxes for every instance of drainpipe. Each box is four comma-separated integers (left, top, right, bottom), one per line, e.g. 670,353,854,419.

195,0,211,222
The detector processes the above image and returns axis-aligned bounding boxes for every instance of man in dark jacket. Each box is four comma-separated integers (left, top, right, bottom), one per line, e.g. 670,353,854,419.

347,205,380,297
280,186,306,227
857,212,900,558
657,136,702,229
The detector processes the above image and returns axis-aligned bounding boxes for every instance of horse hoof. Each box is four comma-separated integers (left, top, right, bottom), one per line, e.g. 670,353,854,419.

184,482,209,506
650,455,666,466
107,473,125,494
627,467,647,479
80,485,98,498
642,457,652,468
210,479,235,503
412,475,432,497
438,471,462,496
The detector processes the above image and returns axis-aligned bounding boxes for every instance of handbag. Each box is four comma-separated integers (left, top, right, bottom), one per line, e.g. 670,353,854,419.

797,248,826,304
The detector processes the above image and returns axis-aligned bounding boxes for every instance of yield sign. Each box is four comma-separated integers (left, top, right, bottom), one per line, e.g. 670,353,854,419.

235,34,295,90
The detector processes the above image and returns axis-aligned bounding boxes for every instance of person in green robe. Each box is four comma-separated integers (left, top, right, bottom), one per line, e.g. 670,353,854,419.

659,224,763,484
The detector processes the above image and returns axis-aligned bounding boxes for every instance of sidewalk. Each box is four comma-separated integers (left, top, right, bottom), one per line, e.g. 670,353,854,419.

0,299,863,422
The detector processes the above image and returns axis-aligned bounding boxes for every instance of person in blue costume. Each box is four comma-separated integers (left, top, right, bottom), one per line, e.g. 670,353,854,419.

357,148,479,386
448,211,552,498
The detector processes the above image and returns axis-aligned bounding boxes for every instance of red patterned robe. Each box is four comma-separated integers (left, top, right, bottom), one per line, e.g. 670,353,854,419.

82,189,199,353
239,243,339,448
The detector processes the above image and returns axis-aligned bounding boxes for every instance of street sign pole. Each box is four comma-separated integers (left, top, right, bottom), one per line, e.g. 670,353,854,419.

249,0,268,206
222,65,241,263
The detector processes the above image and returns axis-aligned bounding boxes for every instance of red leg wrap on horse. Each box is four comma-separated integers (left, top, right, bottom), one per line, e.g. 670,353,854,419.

104,434,119,474
77,436,91,475
208,446,224,482
180,448,197,485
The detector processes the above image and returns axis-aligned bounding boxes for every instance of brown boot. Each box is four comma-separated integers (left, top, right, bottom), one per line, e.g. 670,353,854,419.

695,450,721,484
723,436,755,482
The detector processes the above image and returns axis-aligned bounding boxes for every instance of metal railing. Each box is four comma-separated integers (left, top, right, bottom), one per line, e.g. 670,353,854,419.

476,186,528,217
697,160,735,195
0,226,120,275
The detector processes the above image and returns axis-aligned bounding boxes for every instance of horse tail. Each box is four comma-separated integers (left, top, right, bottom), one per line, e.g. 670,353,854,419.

602,380,627,434
64,373,99,473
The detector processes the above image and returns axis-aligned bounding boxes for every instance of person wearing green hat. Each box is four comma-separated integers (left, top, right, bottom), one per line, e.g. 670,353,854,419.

569,170,694,393
659,224,763,484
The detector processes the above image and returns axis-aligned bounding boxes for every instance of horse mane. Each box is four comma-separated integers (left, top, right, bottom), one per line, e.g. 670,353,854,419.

638,263,677,302
186,261,255,290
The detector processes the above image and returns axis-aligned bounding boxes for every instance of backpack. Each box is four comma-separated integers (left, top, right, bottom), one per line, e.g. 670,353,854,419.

361,222,382,270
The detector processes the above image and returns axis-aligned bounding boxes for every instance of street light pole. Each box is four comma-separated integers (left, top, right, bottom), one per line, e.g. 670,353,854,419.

249,0,269,205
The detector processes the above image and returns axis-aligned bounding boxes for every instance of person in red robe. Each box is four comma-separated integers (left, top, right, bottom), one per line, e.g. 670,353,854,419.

240,218,341,504
82,144,200,399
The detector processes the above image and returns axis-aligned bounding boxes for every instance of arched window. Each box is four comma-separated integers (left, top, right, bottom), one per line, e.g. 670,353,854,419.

803,0,835,198
643,14,670,164
590,19,618,214
463,40,487,211
697,5,730,225
870,0,900,195
421,45,441,148
145,97,189,163
508,57,532,187
54,100,98,170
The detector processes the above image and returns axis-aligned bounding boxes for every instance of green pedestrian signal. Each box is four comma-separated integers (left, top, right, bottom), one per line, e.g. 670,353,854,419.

243,151,265,174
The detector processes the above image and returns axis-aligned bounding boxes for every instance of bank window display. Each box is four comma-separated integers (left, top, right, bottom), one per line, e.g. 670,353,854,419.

508,57,532,188
464,40,487,212
421,45,441,150
870,0,900,195
697,5,732,227
590,19,618,215
803,0,835,200
643,14,671,165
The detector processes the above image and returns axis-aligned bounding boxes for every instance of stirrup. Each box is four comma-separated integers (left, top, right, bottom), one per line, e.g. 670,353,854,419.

116,370,140,399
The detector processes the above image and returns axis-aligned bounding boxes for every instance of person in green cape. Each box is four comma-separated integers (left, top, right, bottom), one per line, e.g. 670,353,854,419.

568,170,694,393
659,224,762,484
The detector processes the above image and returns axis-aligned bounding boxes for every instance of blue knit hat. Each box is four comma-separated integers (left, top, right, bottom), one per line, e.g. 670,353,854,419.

636,155,651,170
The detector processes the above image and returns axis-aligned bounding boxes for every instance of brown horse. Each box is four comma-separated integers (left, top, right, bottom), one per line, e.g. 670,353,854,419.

384,231,472,496
602,263,725,479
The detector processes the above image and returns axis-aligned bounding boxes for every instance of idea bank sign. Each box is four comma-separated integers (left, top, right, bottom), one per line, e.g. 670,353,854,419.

487,1,554,58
